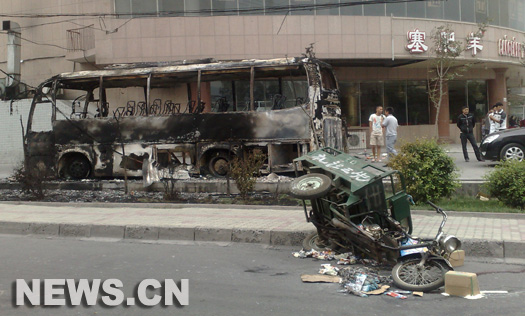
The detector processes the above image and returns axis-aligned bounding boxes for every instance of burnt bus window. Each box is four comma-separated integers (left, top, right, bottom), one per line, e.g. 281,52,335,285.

320,67,337,90
254,80,280,111
282,79,308,108
210,81,234,112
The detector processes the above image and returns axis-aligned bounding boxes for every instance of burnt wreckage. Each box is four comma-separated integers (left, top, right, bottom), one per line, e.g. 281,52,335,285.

24,56,343,180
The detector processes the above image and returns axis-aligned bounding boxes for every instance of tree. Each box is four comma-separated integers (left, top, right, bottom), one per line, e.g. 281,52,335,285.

427,23,488,139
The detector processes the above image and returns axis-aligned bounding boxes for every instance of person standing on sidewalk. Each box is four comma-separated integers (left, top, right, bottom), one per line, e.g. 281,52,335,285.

381,107,398,158
457,105,483,162
369,106,384,162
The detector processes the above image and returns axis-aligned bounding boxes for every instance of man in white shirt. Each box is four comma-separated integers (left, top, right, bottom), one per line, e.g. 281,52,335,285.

381,107,398,158
369,106,384,162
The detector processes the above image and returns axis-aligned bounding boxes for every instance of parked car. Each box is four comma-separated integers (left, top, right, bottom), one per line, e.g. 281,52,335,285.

480,127,525,161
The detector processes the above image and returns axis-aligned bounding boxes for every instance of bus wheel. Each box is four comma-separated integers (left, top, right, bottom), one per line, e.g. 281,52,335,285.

208,152,230,177
67,156,91,179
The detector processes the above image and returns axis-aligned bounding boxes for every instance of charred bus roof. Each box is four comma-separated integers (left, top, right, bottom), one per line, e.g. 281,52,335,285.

39,57,333,90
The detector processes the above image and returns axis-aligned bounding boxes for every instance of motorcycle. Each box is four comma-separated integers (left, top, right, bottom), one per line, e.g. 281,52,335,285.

291,148,461,292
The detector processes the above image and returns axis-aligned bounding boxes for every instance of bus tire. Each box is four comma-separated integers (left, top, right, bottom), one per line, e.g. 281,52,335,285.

67,155,91,179
208,152,231,177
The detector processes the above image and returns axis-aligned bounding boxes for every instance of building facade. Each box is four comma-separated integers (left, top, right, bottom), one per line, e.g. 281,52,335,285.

1,0,524,145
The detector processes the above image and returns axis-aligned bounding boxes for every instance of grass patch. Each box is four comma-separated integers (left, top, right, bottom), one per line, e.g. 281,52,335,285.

414,196,523,213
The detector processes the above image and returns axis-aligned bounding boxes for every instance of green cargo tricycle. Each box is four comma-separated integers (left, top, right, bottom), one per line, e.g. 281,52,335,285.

291,148,461,292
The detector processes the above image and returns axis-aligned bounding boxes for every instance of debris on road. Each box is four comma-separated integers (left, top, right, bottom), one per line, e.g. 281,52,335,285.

319,264,339,276
301,274,342,283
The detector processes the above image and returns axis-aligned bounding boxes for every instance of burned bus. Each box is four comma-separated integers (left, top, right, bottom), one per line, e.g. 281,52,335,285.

24,56,343,180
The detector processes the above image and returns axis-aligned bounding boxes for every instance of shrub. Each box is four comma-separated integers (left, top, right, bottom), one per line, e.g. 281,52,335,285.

229,150,266,199
12,162,47,200
483,160,525,210
387,138,460,203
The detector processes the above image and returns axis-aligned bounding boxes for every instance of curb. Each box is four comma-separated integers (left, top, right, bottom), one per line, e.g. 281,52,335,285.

0,220,523,259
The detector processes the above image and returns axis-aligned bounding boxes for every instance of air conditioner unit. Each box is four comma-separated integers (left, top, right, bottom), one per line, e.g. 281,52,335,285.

347,131,367,150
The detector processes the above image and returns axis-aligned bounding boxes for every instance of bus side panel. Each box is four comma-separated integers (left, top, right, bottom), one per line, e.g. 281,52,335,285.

52,107,311,145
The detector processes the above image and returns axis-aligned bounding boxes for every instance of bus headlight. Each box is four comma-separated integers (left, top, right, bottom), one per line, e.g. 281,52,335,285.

439,235,461,253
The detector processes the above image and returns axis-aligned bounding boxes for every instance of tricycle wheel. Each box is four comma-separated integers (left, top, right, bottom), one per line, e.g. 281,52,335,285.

392,258,450,292
302,232,336,251
290,173,332,200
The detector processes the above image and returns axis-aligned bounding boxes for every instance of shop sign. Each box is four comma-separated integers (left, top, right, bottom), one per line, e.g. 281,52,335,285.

498,35,525,59
406,29,428,54
466,32,483,56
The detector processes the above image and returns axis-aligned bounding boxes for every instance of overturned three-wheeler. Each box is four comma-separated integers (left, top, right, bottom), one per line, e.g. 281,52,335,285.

291,148,461,292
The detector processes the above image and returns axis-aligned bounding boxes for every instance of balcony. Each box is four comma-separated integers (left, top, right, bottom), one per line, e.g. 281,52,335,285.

66,25,96,63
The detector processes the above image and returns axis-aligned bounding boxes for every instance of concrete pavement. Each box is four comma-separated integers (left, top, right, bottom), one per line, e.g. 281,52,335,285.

0,202,523,259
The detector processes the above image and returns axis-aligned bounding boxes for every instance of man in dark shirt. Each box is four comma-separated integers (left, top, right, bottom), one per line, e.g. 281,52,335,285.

457,106,483,162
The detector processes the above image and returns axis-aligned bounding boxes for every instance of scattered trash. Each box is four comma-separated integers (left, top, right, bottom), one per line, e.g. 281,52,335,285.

449,250,465,267
301,274,342,283
292,249,358,263
399,237,427,256
413,291,424,297
444,271,480,297
365,285,390,295
319,264,339,276
339,266,392,297
386,291,408,299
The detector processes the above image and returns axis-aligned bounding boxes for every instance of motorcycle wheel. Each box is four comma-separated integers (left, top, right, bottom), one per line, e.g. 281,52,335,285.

391,258,450,292
289,173,332,200
302,232,336,252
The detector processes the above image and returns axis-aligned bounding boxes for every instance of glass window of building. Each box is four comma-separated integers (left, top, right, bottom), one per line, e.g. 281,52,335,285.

488,0,500,25
386,2,406,17
475,0,488,23
115,0,132,17
509,0,525,31
426,1,444,19
159,0,185,16
339,82,360,126
499,0,509,27
212,0,238,15
363,1,385,16
290,0,314,15
185,0,212,16
316,0,339,16
360,82,384,127
467,80,488,121
384,81,407,125
449,81,467,123
341,0,363,16
131,0,157,17
266,0,290,15
239,0,265,15
407,81,429,125
407,1,425,18
443,0,460,21
461,0,476,22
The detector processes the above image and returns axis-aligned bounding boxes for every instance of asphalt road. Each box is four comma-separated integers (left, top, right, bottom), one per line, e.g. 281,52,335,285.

0,235,524,316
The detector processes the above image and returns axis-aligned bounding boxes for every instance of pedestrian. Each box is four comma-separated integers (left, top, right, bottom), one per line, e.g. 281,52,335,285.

457,105,484,162
496,102,507,131
489,102,505,133
482,108,493,138
369,106,384,162
381,107,398,158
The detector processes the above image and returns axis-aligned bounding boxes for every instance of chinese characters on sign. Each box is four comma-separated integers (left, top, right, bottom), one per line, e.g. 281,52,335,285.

406,29,428,53
406,28,487,57
498,35,525,59
466,32,483,56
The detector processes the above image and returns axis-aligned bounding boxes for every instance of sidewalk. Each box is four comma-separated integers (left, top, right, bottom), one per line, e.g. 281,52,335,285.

0,202,523,259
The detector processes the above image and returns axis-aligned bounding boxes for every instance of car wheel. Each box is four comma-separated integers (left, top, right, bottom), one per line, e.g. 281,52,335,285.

289,173,332,200
500,143,525,162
